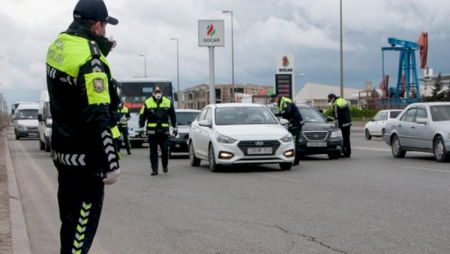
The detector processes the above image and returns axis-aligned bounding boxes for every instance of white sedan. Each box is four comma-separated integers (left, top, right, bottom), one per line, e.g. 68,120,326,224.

188,103,295,171
364,109,402,140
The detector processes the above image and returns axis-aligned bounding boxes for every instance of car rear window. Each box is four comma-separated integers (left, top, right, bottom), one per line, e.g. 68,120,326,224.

430,105,450,121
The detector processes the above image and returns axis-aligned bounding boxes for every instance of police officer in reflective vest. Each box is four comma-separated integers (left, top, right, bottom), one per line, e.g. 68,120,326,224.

271,94,304,166
139,86,177,175
46,0,120,253
328,93,352,157
117,102,132,155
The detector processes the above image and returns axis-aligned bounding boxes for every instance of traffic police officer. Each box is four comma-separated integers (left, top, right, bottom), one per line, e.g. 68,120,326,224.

46,0,120,253
117,101,132,155
271,94,304,166
328,93,352,157
139,86,177,175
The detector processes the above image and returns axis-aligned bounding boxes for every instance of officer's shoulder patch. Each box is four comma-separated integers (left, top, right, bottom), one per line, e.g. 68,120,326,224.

93,78,105,93
88,40,101,57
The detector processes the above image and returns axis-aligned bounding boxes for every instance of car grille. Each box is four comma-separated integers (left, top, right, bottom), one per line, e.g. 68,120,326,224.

27,127,38,131
302,131,328,141
237,140,281,155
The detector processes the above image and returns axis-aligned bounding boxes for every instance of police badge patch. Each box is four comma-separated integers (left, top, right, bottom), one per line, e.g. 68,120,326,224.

93,78,105,93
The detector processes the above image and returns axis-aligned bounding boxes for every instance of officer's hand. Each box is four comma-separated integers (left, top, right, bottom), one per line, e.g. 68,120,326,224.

103,168,121,185
173,127,178,136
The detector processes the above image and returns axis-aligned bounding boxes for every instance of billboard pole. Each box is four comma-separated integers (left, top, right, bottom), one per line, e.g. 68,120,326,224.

209,46,215,105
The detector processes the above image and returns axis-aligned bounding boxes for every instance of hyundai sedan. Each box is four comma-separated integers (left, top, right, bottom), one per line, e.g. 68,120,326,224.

384,102,450,162
188,103,295,171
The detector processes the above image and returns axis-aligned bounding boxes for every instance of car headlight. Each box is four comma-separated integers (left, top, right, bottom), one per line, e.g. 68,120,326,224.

216,132,237,144
280,133,293,143
330,130,342,138
18,124,27,131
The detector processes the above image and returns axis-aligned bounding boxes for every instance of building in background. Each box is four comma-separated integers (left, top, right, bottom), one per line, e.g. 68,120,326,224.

294,83,361,110
179,83,273,109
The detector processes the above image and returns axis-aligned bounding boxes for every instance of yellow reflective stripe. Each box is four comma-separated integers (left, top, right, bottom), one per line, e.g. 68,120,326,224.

111,125,120,138
162,123,169,127
148,123,157,127
85,73,110,105
139,106,145,114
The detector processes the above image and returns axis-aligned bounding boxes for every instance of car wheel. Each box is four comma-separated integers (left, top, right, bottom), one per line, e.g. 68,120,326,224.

208,144,221,172
45,137,51,152
391,135,406,158
279,163,292,170
433,136,450,162
39,139,45,150
365,129,372,140
189,142,200,167
328,152,341,159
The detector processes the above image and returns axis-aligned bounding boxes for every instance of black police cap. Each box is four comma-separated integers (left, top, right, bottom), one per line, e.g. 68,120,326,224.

327,93,337,102
73,0,119,25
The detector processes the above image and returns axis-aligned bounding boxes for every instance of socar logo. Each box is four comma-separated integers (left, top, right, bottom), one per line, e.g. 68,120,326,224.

282,56,290,67
207,24,216,37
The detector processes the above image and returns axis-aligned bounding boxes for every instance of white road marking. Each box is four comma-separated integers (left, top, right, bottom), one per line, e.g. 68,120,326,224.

403,166,450,173
351,146,391,152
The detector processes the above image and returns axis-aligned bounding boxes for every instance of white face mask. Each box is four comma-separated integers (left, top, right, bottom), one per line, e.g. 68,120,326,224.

154,94,162,100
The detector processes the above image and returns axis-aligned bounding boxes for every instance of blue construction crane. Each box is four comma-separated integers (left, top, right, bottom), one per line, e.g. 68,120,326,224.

381,37,423,105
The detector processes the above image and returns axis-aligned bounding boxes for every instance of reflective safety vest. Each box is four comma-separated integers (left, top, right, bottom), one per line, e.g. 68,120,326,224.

117,106,129,126
140,97,172,130
333,97,352,128
279,97,293,112
111,125,121,139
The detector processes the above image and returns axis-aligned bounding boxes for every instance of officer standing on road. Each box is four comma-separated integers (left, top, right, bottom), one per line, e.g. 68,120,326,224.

46,0,120,253
328,93,352,157
117,101,132,155
139,86,177,175
271,94,304,166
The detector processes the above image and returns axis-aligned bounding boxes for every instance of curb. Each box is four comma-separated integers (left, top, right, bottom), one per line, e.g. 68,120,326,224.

5,130,32,254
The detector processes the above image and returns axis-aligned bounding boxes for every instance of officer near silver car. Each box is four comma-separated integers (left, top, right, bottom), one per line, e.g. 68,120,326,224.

327,93,352,157
270,94,304,166
139,86,177,175
117,101,132,155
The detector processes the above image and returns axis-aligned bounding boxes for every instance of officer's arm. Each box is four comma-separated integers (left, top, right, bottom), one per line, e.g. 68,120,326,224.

138,105,146,128
80,56,119,174
280,102,292,119
169,102,177,127
126,111,131,120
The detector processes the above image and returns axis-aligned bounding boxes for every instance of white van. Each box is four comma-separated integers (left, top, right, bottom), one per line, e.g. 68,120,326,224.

13,102,39,140
38,91,52,152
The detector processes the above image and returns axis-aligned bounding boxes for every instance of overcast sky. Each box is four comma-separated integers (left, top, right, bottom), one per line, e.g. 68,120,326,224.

1,0,449,109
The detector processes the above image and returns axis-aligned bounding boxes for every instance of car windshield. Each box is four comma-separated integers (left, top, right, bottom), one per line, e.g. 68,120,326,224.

215,107,278,125
430,105,450,121
390,111,401,118
18,109,38,119
176,112,199,126
298,107,326,123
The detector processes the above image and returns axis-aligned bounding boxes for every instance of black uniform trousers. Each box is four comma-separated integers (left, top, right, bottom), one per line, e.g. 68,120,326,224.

57,166,104,254
118,125,131,153
289,126,302,165
148,132,169,173
341,126,351,156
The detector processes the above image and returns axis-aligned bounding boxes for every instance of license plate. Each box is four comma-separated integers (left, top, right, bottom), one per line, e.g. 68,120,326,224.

247,147,273,155
306,142,327,147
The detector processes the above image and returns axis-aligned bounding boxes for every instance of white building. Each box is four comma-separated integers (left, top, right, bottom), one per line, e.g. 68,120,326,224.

294,83,361,109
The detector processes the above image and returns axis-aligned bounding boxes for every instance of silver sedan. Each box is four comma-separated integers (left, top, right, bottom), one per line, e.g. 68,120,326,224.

384,102,450,162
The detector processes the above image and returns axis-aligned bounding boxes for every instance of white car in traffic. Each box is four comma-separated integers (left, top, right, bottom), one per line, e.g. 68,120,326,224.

188,103,295,171
364,109,402,140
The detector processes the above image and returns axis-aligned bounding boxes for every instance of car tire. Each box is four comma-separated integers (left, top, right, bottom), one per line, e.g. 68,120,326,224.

208,144,221,172
39,139,45,150
328,152,341,160
279,163,292,170
433,136,450,162
189,142,201,167
45,137,51,152
365,129,372,140
391,135,406,158
130,141,143,148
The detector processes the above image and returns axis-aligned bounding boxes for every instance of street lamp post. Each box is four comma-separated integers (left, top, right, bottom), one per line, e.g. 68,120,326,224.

170,38,180,108
339,0,344,98
139,54,147,78
222,10,235,102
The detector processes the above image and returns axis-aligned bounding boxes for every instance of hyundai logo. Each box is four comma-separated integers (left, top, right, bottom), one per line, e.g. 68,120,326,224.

255,141,264,146
314,134,319,138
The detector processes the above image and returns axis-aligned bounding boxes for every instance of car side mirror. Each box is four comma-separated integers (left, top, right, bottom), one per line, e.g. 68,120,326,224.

198,120,211,128
38,114,43,122
279,119,289,125
416,117,427,124
173,92,178,102
326,116,334,122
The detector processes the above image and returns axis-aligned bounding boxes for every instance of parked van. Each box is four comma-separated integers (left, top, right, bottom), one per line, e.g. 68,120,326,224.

38,91,52,152
13,102,39,140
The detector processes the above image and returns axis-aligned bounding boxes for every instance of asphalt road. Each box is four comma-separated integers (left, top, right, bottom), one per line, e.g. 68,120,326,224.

8,130,450,254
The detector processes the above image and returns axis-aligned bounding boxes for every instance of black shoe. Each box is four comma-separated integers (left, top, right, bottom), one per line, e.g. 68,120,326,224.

127,151,132,155
163,167,168,173
293,162,299,166
345,154,351,158
151,172,158,176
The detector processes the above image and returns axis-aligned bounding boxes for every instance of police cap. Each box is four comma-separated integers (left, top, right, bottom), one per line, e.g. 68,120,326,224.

73,0,119,25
